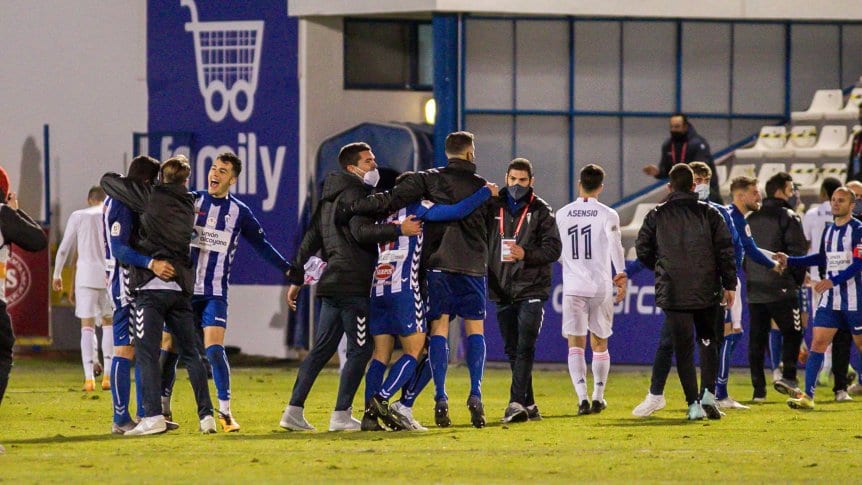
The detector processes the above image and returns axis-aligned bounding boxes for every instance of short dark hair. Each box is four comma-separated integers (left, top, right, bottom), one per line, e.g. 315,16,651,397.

88,186,105,202
507,158,533,178
821,177,842,200
670,112,689,125
161,155,191,184
217,152,242,176
579,164,605,192
444,131,475,156
730,176,758,194
669,163,694,192
127,155,161,184
688,161,712,179
338,142,372,169
765,172,793,198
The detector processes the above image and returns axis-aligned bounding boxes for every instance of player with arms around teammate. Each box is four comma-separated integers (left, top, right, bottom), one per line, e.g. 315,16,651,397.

363,172,497,431
775,186,862,410
53,186,113,391
557,164,627,416
487,159,561,423
159,152,291,433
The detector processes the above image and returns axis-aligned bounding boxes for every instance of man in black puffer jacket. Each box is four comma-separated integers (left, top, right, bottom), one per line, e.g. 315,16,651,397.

281,142,421,432
636,163,737,420
745,172,807,399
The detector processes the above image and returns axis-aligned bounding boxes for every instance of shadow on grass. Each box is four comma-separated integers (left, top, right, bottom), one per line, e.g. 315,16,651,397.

3,433,120,445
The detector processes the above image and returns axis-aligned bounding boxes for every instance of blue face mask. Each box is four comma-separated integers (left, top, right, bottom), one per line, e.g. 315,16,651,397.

508,184,529,201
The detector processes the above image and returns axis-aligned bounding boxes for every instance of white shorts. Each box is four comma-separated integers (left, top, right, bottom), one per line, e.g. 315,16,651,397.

75,287,113,320
562,294,614,339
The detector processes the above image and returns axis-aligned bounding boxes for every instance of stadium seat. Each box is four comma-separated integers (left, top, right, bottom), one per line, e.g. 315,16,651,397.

791,89,844,123
795,125,847,161
734,126,787,161
720,163,756,195
763,125,817,159
790,163,820,196
828,88,862,122
758,163,786,183
620,203,658,240
820,162,847,183
822,124,861,159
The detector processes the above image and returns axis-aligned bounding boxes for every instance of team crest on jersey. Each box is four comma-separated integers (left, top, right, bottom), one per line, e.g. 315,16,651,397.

207,216,217,227
375,263,394,282
110,222,121,237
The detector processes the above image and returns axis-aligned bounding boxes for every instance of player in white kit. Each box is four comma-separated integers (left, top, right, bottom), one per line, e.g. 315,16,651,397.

556,164,627,415
53,187,113,391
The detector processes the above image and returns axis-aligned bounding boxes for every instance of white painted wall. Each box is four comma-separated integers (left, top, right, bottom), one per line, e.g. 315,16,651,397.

0,0,148,231
290,0,862,21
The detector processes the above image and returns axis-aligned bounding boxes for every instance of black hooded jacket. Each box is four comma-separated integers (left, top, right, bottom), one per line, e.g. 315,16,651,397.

745,197,807,303
101,174,196,295
288,170,400,297
636,191,737,310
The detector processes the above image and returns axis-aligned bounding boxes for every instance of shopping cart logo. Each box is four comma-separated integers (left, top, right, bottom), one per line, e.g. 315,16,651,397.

181,0,264,123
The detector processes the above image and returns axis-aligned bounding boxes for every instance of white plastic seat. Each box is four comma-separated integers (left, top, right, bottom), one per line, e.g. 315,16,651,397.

734,126,787,160
829,88,862,122
789,163,820,195
764,125,817,159
791,89,844,122
795,125,847,160
620,203,658,240
820,162,847,183
822,124,861,159
720,164,757,195
758,163,786,183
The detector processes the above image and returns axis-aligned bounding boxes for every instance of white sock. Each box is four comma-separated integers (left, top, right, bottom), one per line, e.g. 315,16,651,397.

592,350,610,402
81,327,96,380
101,325,114,377
567,347,588,402
219,399,231,416
823,344,833,374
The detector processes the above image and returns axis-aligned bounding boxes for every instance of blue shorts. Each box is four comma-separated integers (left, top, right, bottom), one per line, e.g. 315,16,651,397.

370,290,426,337
192,296,228,328
426,270,486,321
112,305,131,346
813,306,862,335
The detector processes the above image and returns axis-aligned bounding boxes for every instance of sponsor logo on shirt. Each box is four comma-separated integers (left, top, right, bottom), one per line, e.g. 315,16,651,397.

375,263,394,281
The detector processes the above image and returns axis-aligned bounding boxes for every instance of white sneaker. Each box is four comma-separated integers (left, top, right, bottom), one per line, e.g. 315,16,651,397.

391,401,428,431
632,393,666,417
848,383,862,395
279,405,315,431
328,408,361,431
125,415,167,436
835,390,853,402
716,397,750,410
199,415,217,434
772,368,783,383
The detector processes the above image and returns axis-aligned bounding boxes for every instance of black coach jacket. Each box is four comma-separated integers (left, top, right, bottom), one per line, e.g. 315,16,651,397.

486,187,561,303
101,174,196,295
347,158,490,277
636,191,737,310
745,197,807,304
288,170,400,297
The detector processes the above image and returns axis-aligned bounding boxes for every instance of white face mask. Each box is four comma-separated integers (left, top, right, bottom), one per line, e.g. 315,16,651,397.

362,168,380,188
694,183,710,201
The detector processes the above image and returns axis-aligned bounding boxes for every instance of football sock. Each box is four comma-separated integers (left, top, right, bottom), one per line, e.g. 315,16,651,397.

206,345,231,403
568,347,588,402
400,355,431,407
716,333,741,399
159,350,179,414
805,351,825,399
364,359,386,405
101,326,114,377
466,334,486,399
429,335,449,402
591,350,610,402
822,345,832,377
379,355,417,400
111,356,132,424
769,329,783,370
81,327,96,380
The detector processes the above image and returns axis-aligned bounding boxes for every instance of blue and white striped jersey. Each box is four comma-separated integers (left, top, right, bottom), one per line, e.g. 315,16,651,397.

103,196,150,309
790,218,862,312
191,192,290,298
371,203,424,299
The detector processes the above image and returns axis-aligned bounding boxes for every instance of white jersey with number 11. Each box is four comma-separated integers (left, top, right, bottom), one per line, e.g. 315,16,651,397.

556,197,625,298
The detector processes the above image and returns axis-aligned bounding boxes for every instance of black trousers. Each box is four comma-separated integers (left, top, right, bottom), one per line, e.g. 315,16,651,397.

496,299,544,406
832,328,853,393
289,296,372,411
663,306,720,405
134,290,213,419
0,302,13,407
748,299,803,397
649,305,724,397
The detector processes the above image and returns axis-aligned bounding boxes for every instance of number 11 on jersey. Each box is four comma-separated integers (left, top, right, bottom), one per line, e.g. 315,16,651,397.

568,224,592,260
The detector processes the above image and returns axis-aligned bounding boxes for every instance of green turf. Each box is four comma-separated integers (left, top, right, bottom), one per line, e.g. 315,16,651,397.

1,358,860,483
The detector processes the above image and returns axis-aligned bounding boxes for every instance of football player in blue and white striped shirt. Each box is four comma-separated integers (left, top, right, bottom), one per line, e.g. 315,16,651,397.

161,152,290,431
776,186,862,410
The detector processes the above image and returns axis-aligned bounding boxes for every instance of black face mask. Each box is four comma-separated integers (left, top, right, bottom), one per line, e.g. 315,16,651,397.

670,131,686,142
507,184,530,201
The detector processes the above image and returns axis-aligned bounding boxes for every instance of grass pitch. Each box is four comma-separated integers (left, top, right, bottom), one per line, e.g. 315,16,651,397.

1,357,860,483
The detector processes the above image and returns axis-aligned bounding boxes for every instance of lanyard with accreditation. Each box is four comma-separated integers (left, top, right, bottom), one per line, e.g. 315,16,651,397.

500,194,535,263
